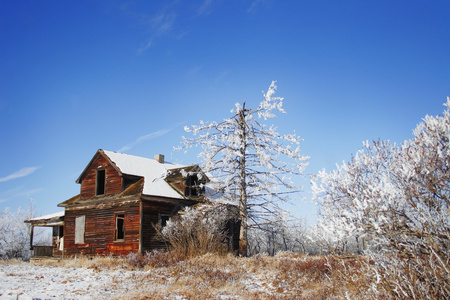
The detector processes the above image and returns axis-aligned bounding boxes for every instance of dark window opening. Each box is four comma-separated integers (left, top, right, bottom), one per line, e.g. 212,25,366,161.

185,174,204,197
53,226,64,238
96,169,106,195
115,214,124,240
122,175,141,191
160,215,170,227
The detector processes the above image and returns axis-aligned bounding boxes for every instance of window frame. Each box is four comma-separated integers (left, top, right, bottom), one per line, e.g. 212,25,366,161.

114,213,125,242
184,174,205,197
96,169,106,196
184,174,198,197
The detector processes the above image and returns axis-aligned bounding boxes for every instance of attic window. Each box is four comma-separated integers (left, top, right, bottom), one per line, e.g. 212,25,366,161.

122,175,141,191
185,174,203,197
115,214,125,241
96,169,105,195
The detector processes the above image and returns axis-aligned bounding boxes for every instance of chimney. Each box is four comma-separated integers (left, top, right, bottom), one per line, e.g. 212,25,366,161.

154,154,165,163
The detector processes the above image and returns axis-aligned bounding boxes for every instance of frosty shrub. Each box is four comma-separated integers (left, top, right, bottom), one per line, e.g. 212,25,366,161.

0,207,34,260
160,204,235,257
247,212,310,256
312,98,450,298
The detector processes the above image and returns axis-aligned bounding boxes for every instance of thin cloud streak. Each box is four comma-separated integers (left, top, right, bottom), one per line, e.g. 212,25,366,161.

197,0,217,16
0,187,44,204
0,166,41,183
247,0,270,13
151,11,177,34
137,39,153,55
117,124,182,153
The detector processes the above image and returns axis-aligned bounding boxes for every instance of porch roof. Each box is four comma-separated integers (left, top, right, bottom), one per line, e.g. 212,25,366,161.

24,211,64,227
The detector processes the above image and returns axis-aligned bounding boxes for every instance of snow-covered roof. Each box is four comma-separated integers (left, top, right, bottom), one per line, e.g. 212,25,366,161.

27,211,65,221
102,150,187,199
25,211,65,226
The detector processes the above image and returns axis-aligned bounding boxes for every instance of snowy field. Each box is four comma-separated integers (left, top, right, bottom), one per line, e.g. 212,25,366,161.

0,258,272,300
0,261,151,299
0,254,370,299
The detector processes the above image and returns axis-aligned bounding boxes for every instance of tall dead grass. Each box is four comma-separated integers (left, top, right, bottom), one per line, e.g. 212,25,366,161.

27,252,387,299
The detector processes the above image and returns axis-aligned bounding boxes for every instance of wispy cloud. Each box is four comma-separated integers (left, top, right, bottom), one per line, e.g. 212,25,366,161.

247,0,270,14
186,65,203,77
0,166,40,183
119,1,178,54
117,124,182,153
0,187,44,204
216,70,229,82
197,0,219,16
137,38,154,55
151,11,177,34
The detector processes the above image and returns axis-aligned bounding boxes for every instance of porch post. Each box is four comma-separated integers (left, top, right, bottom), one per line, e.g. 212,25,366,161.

139,201,143,254
29,225,34,250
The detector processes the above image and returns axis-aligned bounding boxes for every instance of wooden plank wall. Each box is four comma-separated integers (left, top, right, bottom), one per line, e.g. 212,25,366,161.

80,154,123,199
141,201,178,253
64,200,140,256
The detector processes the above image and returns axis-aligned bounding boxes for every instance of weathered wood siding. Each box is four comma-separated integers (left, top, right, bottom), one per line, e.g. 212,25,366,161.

141,201,178,252
80,154,122,199
64,200,140,256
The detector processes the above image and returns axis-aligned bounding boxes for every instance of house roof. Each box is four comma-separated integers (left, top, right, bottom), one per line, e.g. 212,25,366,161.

86,150,188,199
24,211,65,226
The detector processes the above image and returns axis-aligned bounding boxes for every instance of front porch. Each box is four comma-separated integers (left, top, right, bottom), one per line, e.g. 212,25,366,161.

24,211,65,259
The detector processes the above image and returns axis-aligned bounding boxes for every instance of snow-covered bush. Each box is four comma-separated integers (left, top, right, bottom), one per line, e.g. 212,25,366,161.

0,207,34,260
248,212,311,256
160,204,238,257
312,98,450,298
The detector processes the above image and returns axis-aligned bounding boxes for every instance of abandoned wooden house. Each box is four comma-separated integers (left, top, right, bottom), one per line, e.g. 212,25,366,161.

26,149,236,258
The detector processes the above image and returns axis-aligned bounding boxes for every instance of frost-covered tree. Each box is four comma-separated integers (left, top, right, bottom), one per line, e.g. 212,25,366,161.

0,206,34,260
248,213,310,256
312,98,450,298
180,82,309,256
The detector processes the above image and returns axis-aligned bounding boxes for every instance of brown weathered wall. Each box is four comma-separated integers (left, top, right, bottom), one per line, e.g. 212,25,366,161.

63,200,140,256
80,154,123,199
141,201,179,252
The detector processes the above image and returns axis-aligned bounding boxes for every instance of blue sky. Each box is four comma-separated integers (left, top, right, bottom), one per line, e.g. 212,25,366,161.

1,0,449,224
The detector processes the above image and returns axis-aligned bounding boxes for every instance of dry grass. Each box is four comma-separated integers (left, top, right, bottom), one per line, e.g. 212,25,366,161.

28,252,377,299
0,258,23,265
32,255,129,270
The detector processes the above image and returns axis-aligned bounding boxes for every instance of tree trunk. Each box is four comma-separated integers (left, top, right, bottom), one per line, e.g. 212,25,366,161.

238,102,248,256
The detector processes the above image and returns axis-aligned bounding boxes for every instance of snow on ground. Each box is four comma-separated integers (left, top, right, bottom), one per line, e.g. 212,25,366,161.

0,261,148,299
0,260,267,299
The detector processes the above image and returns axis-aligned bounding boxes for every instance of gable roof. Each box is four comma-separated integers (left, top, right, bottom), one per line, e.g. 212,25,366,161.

77,149,188,200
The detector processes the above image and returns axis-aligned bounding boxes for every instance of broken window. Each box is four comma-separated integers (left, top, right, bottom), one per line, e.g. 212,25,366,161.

96,169,106,195
115,214,125,241
75,215,85,244
122,174,141,191
185,174,203,197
